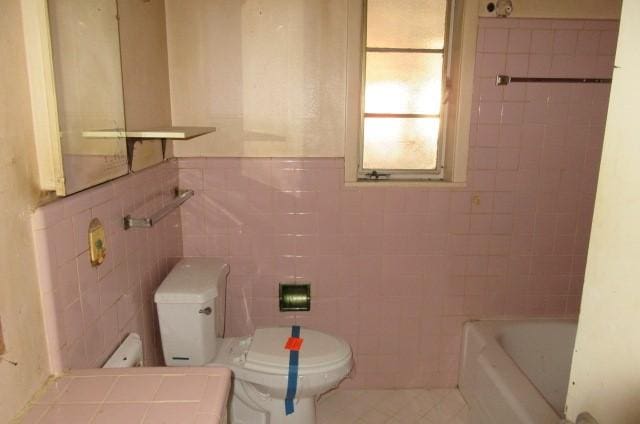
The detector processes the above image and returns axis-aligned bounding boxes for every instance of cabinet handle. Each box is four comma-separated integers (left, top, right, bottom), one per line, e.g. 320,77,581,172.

198,307,212,315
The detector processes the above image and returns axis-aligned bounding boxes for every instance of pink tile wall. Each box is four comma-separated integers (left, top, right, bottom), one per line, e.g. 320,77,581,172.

31,162,182,373
178,18,618,388
28,17,617,388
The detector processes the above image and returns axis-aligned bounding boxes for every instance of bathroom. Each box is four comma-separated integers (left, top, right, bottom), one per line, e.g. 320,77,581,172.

1,0,638,423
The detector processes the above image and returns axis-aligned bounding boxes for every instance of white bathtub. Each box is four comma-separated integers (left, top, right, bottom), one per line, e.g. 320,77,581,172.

459,319,577,424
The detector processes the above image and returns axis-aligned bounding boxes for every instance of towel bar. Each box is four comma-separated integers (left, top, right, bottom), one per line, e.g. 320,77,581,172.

124,188,194,230
496,74,612,86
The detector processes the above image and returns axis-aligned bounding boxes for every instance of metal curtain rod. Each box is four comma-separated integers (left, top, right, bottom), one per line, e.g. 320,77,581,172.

496,74,612,86
124,188,194,230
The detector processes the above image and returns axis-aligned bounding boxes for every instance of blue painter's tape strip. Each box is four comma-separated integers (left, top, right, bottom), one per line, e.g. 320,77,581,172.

291,324,300,339
285,325,301,415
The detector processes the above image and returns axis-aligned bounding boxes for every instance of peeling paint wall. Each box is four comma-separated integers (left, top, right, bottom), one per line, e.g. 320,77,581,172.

0,1,51,422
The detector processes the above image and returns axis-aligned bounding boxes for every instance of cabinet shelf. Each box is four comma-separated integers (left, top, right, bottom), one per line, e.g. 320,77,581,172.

81,126,216,171
81,129,126,138
82,126,216,140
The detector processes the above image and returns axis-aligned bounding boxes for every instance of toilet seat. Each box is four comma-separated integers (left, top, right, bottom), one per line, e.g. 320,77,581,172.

244,327,351,375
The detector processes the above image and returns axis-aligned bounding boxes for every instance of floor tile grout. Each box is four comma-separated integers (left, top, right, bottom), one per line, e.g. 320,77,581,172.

317,388,469,424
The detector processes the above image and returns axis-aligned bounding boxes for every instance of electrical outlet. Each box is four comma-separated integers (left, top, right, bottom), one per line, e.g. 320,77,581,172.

0,316,5,355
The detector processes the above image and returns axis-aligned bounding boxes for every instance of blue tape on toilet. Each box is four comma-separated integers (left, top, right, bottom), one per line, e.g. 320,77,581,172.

285,325,301,415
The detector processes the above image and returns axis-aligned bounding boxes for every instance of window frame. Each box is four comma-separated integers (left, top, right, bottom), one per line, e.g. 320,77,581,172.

358,0,453,181
344,0,480,187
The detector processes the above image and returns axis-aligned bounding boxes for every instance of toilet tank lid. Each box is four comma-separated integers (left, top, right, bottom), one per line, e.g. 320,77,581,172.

154,258,229,304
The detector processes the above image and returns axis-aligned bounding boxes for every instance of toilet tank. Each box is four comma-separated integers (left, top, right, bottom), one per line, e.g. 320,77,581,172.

154,258,229,366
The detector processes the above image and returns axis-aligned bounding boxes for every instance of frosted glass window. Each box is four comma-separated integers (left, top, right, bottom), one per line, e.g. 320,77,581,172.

365,52,443,115
360,0,450,179
363,118,440,170
367,0,448,49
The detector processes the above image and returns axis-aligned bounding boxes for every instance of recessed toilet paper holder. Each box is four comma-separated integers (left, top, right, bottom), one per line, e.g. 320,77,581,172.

279,283,311,312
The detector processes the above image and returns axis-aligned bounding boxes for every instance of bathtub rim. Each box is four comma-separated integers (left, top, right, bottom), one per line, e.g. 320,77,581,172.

459,318,578,424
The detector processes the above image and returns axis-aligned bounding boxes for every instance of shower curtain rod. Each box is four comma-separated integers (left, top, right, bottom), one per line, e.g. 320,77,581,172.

496,74,612,86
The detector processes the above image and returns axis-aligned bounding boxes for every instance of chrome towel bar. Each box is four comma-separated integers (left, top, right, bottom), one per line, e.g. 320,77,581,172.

496,74,612,86
124,188,194,230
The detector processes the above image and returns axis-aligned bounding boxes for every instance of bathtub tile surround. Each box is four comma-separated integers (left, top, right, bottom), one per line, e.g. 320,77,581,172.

31,162,182,373
178,17,617,389
317,388,469,424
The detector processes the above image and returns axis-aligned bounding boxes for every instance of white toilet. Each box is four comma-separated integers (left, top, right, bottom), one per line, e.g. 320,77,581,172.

154,258,353,424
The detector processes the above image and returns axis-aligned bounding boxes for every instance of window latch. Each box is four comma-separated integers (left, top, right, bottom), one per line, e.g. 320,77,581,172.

364,170,391,180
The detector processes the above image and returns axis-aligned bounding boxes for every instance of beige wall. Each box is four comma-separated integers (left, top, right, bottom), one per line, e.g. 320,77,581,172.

0,1,50,421
165,0,347,158
565,2,640,423
165,0,622,161
118,0,173,170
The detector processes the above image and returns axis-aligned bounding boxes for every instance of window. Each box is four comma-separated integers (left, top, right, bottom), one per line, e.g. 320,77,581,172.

345,0,477,185
359,0,452,180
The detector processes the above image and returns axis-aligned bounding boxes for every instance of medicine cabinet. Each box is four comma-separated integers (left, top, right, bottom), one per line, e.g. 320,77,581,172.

21,0,214,196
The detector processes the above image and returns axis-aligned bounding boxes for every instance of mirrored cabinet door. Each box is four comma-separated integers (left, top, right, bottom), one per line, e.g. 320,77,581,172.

22,0,214,196
47,0,128,195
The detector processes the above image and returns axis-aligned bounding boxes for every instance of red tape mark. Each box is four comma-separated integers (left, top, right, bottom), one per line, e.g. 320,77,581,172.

285,337,303,351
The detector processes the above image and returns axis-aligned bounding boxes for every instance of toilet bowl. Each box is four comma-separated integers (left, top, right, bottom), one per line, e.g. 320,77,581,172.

154,258,353,424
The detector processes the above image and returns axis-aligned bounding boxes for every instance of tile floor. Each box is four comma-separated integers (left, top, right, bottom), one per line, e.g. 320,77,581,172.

317,388,469,424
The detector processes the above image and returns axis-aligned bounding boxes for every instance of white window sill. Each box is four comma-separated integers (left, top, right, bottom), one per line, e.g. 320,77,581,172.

345,180,467,188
